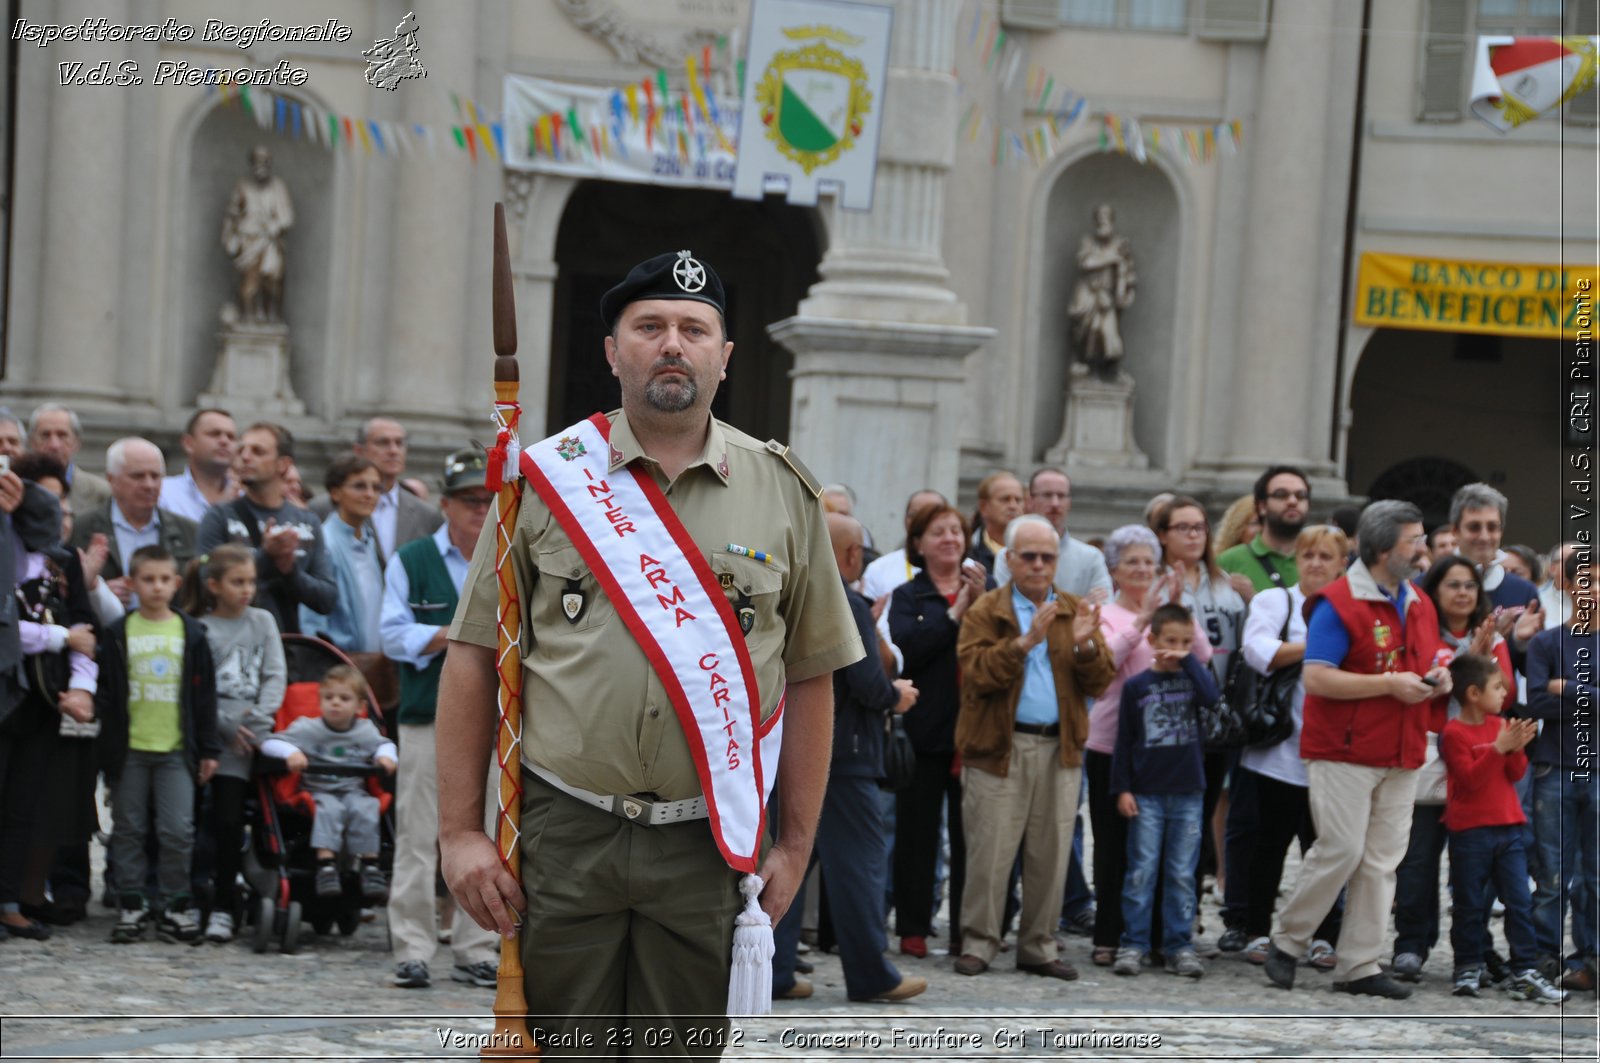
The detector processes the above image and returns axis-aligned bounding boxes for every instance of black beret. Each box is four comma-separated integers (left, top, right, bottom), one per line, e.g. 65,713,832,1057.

599,249,726,330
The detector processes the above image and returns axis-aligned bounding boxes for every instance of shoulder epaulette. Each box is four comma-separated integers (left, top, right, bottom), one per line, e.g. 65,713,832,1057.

764,439,822,498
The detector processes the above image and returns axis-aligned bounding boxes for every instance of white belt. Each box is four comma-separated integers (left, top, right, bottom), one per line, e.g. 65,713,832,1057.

523,762,709,826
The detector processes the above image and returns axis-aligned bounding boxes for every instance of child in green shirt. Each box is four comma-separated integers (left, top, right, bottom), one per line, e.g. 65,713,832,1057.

98,545,220,944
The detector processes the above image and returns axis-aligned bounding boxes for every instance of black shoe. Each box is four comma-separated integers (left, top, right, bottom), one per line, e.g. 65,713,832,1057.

20,900,84,926
1335,973,1412,999
1484,948,1511,986
1264,945,1297,990
1,917,51,941
795,960,814,974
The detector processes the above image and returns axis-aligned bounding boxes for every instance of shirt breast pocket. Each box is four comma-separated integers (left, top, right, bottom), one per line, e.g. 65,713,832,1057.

710,554,785,649
534,545,610,634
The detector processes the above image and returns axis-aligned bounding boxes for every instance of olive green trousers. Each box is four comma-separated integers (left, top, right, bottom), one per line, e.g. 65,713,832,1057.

520,778,744,1060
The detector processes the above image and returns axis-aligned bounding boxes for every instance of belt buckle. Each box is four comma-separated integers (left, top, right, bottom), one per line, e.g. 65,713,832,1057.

614,794,655,824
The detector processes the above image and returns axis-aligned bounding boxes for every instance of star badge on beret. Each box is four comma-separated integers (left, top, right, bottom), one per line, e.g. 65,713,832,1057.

673,250,707,293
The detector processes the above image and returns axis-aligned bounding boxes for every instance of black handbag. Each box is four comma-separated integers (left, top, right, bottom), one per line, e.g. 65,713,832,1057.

1216,587,1300,751
1200,677,1251,752
879,713,916,792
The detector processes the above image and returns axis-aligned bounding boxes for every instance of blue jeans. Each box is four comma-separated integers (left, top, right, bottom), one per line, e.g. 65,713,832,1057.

1448,824,1538,971
1393,804,1448,958
1120,791,1202,954
1531,765,1600,966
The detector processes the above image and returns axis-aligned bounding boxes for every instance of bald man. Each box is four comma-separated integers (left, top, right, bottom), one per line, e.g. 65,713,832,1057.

72,438,198,609
771,513,926,1003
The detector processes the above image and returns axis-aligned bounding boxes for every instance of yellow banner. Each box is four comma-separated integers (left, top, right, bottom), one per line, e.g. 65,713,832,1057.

1354,252,1598,340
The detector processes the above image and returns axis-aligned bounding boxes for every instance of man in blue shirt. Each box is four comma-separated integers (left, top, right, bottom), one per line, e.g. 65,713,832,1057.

954,514,1112,981
380,449,499,991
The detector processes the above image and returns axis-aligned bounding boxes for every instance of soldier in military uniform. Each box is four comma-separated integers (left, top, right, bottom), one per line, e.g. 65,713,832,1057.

437,250,863,1056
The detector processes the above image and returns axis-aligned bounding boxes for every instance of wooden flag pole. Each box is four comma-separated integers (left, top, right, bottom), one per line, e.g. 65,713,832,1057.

483,202,536,1059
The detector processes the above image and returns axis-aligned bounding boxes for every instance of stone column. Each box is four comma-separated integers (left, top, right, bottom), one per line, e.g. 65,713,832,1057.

770,0,993,544
378,0,479,432
1216,0,1361,486
29,2,132,404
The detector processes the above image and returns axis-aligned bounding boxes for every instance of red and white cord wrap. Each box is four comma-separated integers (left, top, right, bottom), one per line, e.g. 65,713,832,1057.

489,398,525,880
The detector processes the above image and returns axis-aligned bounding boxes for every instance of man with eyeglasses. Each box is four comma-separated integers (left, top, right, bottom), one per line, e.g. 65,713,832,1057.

1265,500,1451,1000
953,513,1112,981
1448,483,1544,652
1218,466,1312,595
380,447,502,990
312,417,442,562
992,469,1112,599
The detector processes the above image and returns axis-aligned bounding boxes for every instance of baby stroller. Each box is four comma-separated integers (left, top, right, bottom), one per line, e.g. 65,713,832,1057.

241,633,395,954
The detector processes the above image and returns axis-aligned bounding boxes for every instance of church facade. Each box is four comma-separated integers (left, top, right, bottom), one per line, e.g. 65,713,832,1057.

0,0,1591,546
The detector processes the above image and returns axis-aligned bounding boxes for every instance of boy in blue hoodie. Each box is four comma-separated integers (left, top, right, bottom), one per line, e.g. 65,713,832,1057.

1525,550,1599,990
1110,603,1220,979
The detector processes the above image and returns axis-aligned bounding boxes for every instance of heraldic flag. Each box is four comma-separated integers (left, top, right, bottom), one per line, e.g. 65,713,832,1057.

1470,35,1598,131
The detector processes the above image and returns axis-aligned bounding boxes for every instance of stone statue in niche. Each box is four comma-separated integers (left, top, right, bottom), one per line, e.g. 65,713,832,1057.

204,145,303,416
221,145,295,324
1067,204,1137,380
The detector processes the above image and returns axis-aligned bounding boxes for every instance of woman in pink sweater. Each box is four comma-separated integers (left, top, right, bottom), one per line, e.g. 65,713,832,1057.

1084,524,1212,965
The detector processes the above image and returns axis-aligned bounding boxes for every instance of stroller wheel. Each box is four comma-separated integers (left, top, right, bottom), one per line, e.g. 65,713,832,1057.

337,909,361,936
252,897,274,954
311,916,333,936
281,901,302,954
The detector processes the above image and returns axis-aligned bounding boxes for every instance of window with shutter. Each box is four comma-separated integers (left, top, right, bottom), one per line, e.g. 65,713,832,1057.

1001,0,1065,30
1047,0,1189,32
1195,0,1271,42
1418,0,1473,122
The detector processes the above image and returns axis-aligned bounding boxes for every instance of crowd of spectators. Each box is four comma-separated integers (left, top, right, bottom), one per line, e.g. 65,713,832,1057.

0,402,1592,1008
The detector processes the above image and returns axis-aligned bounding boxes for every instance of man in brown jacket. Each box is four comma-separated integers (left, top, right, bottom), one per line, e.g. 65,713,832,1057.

954,514,1113,980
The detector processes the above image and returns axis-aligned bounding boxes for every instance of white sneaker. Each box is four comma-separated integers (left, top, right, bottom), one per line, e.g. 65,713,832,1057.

204,910,235,943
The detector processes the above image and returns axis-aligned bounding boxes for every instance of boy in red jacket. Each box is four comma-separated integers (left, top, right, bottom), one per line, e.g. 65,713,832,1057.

1440,653,1564,1003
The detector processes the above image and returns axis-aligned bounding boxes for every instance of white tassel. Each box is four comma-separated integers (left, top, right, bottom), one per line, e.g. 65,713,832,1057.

503,438,521,481
725,873,773,1017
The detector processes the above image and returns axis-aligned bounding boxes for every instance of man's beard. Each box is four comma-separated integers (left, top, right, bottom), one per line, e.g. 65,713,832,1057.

644,364,699,413
1385,549,1418,586
1265,512,1305,541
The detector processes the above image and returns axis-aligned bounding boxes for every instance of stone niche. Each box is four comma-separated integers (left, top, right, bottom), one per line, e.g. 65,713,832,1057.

1034,154,1180,472
180,104,334,417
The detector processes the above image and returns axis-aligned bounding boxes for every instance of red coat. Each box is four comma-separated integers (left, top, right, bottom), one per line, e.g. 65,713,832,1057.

1299,562,1447,769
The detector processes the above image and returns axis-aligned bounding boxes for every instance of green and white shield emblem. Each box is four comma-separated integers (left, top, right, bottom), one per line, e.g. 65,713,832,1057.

757,38,872,174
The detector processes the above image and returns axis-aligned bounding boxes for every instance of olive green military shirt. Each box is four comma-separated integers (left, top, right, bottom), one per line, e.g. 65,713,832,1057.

450,411,864,801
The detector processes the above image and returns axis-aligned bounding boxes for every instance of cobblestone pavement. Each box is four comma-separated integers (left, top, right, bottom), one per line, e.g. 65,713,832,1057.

3,878,1595,1062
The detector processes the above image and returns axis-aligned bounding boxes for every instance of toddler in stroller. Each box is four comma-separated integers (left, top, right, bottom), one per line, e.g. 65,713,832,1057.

260,664,395,900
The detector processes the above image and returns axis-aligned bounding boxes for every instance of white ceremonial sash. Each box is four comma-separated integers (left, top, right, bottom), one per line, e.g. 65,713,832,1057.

521,413,780,872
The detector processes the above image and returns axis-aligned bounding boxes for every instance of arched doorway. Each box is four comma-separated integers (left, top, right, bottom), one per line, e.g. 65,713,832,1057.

1367,456,1479,531
548,182,822,439
1347,328,1561,544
